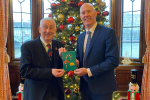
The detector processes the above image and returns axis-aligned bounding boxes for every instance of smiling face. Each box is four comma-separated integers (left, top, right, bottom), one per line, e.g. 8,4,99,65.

38,19,57,43
80,3,97,30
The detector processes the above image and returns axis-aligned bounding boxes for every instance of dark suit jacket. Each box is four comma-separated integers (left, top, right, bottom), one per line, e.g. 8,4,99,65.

76,24,119,95
20,36,64,100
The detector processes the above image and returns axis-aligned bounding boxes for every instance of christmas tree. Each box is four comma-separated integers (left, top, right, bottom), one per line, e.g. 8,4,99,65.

47,0,109,99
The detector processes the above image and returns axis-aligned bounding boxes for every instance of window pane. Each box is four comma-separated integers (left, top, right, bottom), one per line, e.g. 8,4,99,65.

132,43,139,58
13,0,21,12
22,0,31,13
13,0,32,59
122,28,131,42
14,42,22,58
44,14,49,18
123,0,132,12
121,0,141,59
44,0,51,14
22,13,31,27
122,43,131,57
133,11,141,26
133,0,141,11
13,13,21,27
123,12,132,27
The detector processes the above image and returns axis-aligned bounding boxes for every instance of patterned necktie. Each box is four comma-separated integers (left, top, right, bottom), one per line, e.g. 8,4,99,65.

84,31,91,65
46,44,52,58
83,31,91,82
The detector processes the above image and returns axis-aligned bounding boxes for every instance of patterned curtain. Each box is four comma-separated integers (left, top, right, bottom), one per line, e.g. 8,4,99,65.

141,0,150,99
0,0,12,100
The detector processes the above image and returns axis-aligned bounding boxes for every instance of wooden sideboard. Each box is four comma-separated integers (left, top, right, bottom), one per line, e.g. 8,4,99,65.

9,64,144,96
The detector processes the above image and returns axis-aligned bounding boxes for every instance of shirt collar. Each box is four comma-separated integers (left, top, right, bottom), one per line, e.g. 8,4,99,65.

86,22,97,34
40,36,52,46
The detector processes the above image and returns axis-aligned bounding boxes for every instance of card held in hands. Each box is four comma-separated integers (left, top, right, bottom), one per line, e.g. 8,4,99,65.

62,51,76,71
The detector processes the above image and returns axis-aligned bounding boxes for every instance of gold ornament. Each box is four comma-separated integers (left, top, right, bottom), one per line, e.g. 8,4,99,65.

74,87,79,93
55,18,58,21
75,75,80,81
64,85,68,88
99,22,103,25
74,84,77,87
65,7,68,10
57,9,60,12
66,95,70,99
89,0,92,2
96,0,101,3
75,26,80,31
70,85,74,88
58,14,64,22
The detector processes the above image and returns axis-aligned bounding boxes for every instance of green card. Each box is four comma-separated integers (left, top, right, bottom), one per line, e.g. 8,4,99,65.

62,51,76,71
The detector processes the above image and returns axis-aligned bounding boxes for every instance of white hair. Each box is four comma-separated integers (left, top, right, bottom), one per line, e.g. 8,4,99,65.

39,17,56,28
80,3,95,12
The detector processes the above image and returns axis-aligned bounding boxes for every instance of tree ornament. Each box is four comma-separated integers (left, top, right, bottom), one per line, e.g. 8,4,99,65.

74,87,79,93
69,1,75,7
59,25,65,31
51,3,57,9
60,41,66,46
75,26,80,31
58,14,64,22
89,0,92,3
83,24,85,28
70,85,74,88
65,7,68,10
48,14,52,17
78,1,84,7
65,89,71,95
75,75,80,81
57,3,60,6
61,0,67,3
102,11,109,16
100,2,106,8
97,11,101,16
68,17,74,24
95,0,101,3
99,21,103,25
68,71,74,77
66,95,71,99
72,40,76,45
69,35,75,42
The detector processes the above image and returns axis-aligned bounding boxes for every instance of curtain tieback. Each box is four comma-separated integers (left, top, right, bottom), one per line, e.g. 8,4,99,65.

0,45,10,63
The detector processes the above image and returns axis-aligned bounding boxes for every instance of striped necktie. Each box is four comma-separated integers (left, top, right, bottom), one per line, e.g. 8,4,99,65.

83,31,91,82
46,44,52,58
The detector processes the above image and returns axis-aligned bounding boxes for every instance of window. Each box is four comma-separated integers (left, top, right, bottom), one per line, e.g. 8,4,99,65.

12,0,32,58
121,0,141,59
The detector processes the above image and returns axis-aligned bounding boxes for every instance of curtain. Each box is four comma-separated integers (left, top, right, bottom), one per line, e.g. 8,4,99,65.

141,0,150,99
0,0,12,100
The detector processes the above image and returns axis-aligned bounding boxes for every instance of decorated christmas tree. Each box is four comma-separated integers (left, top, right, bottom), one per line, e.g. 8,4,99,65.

47,0,110,99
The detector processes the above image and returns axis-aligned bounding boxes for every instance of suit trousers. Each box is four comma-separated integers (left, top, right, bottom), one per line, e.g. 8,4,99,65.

81,79,112,100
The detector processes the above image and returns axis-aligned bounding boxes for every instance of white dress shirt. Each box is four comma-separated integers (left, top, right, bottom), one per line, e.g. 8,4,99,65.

83,22,97,77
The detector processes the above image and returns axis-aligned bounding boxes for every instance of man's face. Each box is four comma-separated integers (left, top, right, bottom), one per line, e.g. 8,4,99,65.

80,4,97,29
38,19,57,43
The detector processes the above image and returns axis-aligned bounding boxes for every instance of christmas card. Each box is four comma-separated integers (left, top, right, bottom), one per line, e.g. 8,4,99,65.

62,51,76,71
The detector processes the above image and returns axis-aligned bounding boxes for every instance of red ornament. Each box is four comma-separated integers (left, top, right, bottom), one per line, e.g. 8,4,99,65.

51,3,57,9
102,11,109,16
60,41,65,46
48,14,52,17
57,3,60,6
83,24,85,28
68,71,74,77
78,1,84,7
69,35,75,42
59,25,65,31
69,1,75,7
97,11,101,16
68,17,74,24
72,40,76,45
61,0,66,3
65,89,71,95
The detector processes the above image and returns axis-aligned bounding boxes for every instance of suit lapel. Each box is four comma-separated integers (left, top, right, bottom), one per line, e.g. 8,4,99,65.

80,31,86,61
52,40,58,68
86,24,101,58
34,37,48,67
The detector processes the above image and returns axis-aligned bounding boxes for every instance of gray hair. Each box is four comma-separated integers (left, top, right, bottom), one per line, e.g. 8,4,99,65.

39,17,56,28
80,3,95,12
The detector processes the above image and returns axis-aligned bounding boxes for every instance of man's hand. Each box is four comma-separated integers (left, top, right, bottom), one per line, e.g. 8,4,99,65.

74,68,87,76
58,47,67,58
76,59,79,68
52,69,65,77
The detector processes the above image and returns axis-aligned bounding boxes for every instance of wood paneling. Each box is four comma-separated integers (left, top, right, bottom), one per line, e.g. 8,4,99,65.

115,64,144,96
